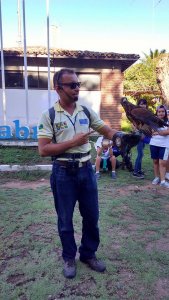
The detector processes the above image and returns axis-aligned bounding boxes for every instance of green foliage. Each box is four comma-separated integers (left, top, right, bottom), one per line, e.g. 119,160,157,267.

124,58,159,92
124,49,168,98
143,48,166,60
121,118,132,132
120,95,136,132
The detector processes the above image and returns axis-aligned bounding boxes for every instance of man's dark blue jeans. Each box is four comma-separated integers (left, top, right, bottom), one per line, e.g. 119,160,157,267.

50,160,100,261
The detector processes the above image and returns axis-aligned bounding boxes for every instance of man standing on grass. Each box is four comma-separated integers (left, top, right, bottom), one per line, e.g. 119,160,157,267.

37,68,118,279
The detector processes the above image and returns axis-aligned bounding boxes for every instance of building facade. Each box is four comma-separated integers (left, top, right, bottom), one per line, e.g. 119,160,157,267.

0,47,139,129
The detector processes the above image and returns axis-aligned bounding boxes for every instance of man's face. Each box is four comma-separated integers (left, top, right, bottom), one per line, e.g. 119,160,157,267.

58,73,80,102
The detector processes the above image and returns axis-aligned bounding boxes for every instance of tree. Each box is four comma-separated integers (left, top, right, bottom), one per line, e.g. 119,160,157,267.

143,48,166,60
124,49,168,102
124,57,159,93
156,54,169,106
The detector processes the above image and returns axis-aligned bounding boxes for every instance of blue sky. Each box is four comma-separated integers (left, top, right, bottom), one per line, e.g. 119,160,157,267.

1,0,169,58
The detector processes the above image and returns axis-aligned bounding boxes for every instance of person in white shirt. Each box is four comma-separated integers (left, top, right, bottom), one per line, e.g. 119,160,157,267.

166,161,169,181
95,136,117,179
149,105,169,188
166,109,169,180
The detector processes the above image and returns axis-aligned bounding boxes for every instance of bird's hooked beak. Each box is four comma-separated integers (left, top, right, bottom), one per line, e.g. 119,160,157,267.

121,97,128,104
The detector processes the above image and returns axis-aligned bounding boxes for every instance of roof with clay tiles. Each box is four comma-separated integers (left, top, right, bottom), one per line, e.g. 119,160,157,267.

3,47,140,71
3,47,139,60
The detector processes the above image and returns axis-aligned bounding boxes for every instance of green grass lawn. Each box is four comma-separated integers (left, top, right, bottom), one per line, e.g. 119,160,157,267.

0,146,51,165
0,136,98,166
1,144,169,299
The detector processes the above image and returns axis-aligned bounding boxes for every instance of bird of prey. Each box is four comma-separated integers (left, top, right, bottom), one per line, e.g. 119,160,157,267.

121,97,168,136
112,131,141,172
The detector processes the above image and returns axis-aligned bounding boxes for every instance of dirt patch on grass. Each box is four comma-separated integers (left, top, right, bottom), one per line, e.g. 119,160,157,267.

155,278,169,299
146,236,169,252
115,182,169,197
0,178,49,189
1,179,169,198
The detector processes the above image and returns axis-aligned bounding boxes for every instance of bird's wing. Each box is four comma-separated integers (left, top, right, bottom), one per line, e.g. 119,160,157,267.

130,108,153,121
130,108,167,128
139,124,152,136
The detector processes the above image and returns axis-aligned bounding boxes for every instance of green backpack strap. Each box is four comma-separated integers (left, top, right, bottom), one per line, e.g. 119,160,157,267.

48,105,91,161
49,106,56,143
49,105,91,132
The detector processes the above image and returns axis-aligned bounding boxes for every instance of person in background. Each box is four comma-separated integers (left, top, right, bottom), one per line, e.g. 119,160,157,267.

95,136,117,179
166,160,169,181
165,109,169,180
38,68,118,279
167,109,169,121
133,99,150,179
149,105,169,188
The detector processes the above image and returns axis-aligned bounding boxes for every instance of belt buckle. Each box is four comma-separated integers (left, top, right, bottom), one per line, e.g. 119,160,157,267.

79,162,83,168
67,159,79,168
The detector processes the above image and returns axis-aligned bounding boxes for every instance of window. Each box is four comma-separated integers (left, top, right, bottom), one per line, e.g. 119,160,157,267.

0,69,101,91
77,73,101,91
38,72,48,89
28,71,38,88
5,70,23,88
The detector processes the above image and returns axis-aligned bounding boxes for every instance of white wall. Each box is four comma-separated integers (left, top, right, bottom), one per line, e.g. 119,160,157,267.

0,89,101,127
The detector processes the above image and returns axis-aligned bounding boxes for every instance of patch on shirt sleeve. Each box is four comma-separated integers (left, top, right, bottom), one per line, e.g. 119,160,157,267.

79,118,88,125
38,124,43,130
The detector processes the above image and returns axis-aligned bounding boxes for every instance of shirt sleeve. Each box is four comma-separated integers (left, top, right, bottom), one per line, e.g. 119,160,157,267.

88,107,105,131
95,136,103,149
37,111,53,139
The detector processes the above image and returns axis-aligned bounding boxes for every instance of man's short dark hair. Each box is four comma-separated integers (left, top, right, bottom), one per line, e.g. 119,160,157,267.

53,68,75,88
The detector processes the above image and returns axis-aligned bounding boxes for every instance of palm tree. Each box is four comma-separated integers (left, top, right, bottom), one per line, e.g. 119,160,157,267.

143,49,166,60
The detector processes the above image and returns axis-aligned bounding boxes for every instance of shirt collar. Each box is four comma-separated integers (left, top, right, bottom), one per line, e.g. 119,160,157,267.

54,101,83,113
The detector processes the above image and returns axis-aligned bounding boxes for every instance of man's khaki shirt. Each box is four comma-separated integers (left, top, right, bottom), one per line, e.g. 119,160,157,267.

38,102,105,162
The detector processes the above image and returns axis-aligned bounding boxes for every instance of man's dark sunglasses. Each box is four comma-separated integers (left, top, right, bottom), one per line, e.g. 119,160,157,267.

59,82,81,89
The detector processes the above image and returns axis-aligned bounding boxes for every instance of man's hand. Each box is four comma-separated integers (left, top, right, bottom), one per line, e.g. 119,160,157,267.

72,132,92,146
112,131,141,150
112,131,141,173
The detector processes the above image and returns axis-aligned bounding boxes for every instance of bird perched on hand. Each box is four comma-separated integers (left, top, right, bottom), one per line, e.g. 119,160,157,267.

121,97,169,136
112,131,141,171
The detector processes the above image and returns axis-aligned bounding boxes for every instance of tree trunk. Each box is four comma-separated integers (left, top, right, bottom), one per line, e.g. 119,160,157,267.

156,54,169,106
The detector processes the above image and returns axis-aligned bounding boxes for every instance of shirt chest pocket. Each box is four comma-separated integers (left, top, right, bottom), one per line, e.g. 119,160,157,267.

79,118,89,126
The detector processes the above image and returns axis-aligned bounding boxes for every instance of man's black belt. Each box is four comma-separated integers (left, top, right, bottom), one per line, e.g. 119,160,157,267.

55,160,90,168
52,151,90,160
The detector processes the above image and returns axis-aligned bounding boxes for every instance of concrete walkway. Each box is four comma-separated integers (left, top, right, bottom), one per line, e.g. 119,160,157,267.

0,164,95,172
0,165,52,171
0,141,38,146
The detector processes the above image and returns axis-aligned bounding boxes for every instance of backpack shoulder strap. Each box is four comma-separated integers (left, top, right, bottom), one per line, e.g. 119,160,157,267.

48,106,56,143
49,106,55,128
49,105,91,141
81,105,91,127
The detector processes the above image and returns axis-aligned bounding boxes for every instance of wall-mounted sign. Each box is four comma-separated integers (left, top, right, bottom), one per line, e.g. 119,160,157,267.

0,120,38,140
